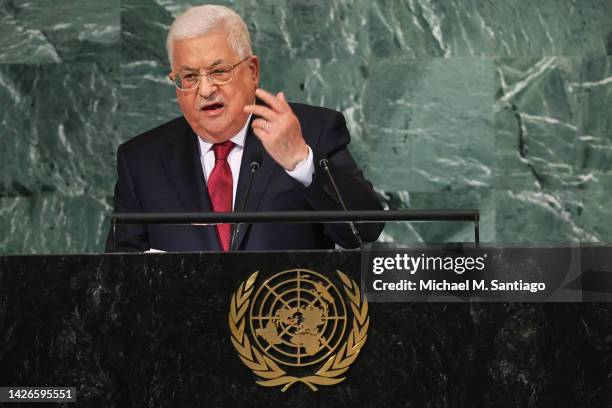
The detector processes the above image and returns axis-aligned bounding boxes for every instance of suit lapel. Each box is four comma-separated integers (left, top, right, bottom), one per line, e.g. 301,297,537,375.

160,119,220,251
233,115,277,249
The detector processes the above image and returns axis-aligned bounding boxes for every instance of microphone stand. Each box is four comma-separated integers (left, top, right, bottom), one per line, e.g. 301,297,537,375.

230,157,261,250
319,159,364,248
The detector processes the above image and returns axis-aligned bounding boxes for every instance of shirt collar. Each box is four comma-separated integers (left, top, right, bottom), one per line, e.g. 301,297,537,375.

197,114,252,156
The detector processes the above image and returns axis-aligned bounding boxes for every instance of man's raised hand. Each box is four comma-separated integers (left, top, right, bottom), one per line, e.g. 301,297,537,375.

243,88,309,171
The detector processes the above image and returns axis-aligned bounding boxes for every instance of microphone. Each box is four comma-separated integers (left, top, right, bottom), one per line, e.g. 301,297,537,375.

319,158,364,248
230,153,262,250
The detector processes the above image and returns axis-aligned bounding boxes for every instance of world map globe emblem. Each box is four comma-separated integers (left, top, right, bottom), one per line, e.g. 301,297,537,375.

249,269,348,367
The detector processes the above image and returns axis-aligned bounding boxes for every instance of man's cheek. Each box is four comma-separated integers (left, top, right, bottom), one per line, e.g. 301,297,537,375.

177,96,194,115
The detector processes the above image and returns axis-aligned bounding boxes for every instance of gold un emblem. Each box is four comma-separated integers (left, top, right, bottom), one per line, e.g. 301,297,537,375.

229,268,369,391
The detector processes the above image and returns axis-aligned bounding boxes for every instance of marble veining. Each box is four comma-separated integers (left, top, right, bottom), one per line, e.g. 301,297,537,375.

0,0,611,253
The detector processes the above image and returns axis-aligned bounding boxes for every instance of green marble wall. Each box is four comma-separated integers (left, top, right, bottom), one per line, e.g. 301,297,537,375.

1,0,610,254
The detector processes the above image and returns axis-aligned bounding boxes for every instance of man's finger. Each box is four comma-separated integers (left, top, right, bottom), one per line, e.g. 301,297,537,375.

251,118,269,132
255,88,285,113
243,104,277,121
277,91,291,110
252,127,270,143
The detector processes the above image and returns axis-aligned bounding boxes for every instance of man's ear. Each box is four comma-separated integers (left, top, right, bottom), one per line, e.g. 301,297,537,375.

249,55,260,85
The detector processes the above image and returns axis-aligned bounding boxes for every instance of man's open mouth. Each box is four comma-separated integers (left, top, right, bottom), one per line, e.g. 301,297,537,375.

201,103,224,111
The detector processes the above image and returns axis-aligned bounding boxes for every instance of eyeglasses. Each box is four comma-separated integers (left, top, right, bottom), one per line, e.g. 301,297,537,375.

169,56,252,92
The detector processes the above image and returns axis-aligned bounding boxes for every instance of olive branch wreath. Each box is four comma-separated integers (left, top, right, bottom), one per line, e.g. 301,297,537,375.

228,270,369,392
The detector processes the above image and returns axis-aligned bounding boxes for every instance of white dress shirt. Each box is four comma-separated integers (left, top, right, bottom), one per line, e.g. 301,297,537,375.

197,114,314,208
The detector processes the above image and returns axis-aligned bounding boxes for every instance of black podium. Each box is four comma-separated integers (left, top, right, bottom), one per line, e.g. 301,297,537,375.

1,250,611,407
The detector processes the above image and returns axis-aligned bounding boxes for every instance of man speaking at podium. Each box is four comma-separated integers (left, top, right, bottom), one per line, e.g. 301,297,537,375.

106,5,383,252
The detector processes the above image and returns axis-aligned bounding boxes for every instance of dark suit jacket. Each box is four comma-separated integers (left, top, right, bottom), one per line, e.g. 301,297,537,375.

106,103,383,252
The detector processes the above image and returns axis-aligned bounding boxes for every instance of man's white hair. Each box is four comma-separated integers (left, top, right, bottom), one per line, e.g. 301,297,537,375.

166,5,252,67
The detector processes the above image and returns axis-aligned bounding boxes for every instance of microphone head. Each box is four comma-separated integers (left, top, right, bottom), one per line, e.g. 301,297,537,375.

250,152,262,171
319,158,329,169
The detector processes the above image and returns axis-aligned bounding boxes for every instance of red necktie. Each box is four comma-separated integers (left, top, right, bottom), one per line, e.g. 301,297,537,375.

207,141,235,251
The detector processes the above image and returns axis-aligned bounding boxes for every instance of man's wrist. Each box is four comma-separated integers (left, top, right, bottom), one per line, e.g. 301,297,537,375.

288,144,310,171
285,145,314,187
